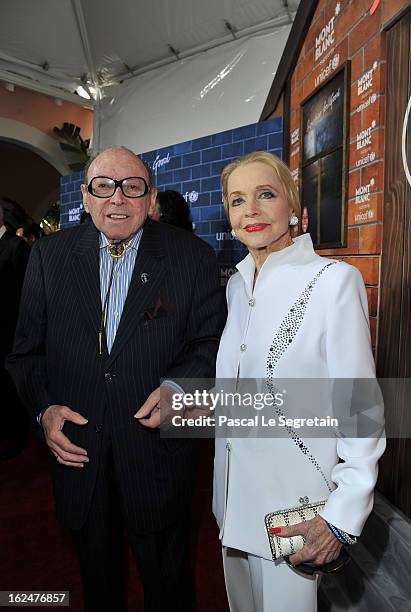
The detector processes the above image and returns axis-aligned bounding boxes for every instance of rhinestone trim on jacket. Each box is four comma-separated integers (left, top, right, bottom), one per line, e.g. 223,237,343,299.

266,262,338,493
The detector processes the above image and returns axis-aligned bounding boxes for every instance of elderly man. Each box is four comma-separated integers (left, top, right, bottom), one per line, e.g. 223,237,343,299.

7,147,226,612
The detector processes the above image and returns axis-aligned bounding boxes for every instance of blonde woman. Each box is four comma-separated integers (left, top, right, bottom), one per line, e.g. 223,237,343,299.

213,151,385,611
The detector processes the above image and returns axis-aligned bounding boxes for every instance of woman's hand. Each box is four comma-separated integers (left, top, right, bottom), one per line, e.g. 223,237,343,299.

276,515,342,566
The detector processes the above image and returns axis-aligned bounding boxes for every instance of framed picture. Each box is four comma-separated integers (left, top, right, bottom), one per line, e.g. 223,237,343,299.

300,62,350,249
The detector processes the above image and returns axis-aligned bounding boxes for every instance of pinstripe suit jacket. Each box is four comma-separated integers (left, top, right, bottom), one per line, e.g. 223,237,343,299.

7,218,226,532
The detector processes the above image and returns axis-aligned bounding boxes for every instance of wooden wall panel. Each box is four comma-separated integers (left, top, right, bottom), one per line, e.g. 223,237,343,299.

377,12,411,517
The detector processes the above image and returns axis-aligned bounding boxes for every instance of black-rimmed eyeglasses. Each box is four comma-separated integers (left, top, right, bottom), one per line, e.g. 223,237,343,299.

87,176,150,199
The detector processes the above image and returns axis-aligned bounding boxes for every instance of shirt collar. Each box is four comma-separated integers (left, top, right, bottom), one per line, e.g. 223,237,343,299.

99,227,143,251
236,234,317,291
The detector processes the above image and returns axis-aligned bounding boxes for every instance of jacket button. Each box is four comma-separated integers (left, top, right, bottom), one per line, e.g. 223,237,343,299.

226,441,232,451
104,372,112,381
240,344,247,352
248,298,255,307
95,425,102,433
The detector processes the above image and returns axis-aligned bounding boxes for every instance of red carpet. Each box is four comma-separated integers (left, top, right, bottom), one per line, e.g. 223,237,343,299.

0,436,229,611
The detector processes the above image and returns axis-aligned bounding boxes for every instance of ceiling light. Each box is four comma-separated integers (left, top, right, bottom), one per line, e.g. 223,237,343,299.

76,85,91,99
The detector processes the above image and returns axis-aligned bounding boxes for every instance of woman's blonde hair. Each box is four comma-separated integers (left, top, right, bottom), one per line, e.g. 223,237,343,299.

221,151,300,224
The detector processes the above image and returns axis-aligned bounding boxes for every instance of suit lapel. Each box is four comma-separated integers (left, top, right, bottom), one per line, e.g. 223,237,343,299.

105,219,167,368
70,223,103,351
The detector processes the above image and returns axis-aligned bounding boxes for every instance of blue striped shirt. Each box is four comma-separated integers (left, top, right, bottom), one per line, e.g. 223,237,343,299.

99,229,142,352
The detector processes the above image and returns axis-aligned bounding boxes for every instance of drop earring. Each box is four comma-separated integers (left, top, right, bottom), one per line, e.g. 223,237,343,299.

289,214,299,227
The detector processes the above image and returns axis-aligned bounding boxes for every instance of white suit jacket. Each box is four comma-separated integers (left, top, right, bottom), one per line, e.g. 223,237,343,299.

213,234,385,561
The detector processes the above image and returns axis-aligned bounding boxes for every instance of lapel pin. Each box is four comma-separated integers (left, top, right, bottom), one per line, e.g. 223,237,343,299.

141,272,149,284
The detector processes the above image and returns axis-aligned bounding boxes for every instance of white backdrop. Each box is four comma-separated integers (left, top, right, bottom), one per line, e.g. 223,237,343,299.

1,0,299,154
98,26,291,153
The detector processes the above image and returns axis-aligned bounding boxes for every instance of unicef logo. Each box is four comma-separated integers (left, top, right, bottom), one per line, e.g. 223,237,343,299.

332,54,340,70
184,191,199,203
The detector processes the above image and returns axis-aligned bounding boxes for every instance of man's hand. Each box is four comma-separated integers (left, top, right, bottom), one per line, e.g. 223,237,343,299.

277,515,342,566
135,388,161,428
134,386,177,429
41,405,89,468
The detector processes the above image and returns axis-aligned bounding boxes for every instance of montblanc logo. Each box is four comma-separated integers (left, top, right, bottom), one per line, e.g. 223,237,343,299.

355,178,375,204
220,267,237,279
315,4,340,61
358,62,378,96
69,205,82,222
356,120,376,150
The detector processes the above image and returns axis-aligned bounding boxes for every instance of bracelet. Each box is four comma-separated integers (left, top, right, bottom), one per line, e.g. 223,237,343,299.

326,521,357,546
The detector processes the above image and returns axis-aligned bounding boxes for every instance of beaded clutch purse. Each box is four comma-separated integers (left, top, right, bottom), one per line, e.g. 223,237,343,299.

264,499,326,561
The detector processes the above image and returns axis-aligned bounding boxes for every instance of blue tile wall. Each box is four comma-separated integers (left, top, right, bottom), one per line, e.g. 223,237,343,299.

60,171,84,227
141,118,283,282
60,117,283,284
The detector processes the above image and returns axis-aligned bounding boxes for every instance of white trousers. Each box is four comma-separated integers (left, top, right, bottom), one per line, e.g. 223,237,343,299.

222,547,319,612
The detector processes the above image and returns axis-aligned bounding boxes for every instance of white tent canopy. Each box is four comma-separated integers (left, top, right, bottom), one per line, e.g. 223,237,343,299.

1,0,299,152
